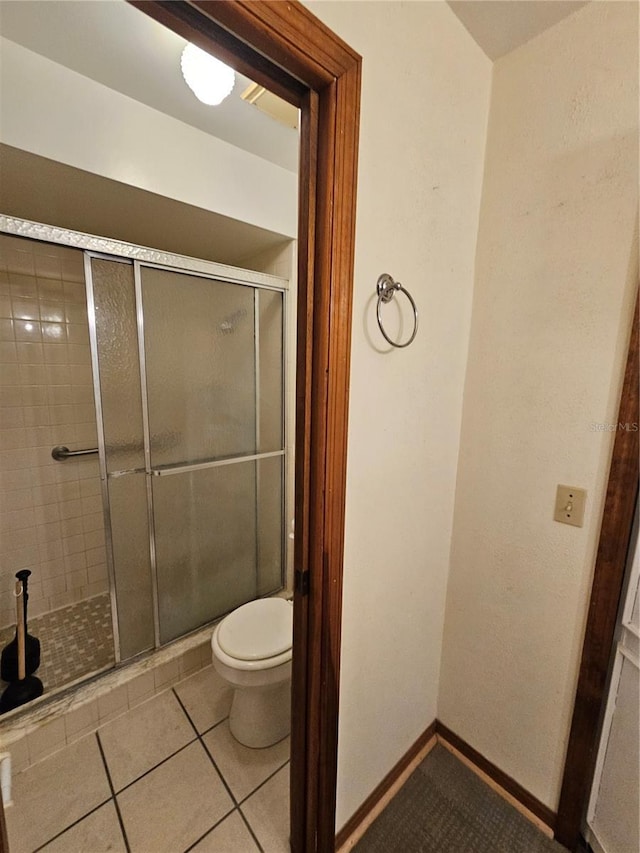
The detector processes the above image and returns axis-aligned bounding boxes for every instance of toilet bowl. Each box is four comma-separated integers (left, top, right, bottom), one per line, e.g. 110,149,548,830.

211,597,293,748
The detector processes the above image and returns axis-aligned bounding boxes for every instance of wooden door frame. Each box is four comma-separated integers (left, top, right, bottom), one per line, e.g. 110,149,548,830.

125,3,361,852
0,5,359,851
555,293,639,850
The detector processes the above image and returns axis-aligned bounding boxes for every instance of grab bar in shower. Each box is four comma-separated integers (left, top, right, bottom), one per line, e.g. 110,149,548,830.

51,445,99,461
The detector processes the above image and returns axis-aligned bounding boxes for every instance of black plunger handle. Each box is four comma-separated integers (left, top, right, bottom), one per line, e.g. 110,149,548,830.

16,570,31,632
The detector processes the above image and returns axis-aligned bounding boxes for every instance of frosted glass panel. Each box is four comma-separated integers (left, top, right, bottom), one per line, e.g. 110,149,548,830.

153,464,260,644
141,267,256,468
257,456,283,595
258,289,283,453
108,473,154,658
91,259,145,473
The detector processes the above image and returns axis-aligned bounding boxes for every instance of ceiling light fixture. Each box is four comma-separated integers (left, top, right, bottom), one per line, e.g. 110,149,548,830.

181,43,235,106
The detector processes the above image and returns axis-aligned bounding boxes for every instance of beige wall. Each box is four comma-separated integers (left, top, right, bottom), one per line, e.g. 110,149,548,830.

305,1,492,830
439,1,639,810
0,235,108,629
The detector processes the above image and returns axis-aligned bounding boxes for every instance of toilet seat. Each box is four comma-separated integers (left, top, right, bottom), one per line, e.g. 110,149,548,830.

212,598,293,671
218,598,292,660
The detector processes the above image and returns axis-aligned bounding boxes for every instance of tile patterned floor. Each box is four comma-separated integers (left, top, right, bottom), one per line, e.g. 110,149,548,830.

0,593,114,695
5,666,290,853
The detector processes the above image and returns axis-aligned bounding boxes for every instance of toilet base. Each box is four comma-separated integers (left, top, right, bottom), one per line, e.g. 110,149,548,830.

229,680,291,748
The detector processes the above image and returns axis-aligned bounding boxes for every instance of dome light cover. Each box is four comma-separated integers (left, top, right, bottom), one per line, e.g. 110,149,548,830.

181,43,235,106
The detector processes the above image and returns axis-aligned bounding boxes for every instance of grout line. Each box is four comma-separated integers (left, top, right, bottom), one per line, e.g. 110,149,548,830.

32,797,113,852
181,805,239,853
238,758,290,806
199,714,231,738
237,805,265,853
95,732,131,853
114,735,198,795
236,761,290,853
171,689,238,806
172,688,265,853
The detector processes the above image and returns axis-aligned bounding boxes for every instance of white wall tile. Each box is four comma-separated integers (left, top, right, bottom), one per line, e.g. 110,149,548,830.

0,236,105,629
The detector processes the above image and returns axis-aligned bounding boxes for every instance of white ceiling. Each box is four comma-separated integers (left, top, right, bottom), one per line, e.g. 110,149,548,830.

447,1,590,60
0,0,299,173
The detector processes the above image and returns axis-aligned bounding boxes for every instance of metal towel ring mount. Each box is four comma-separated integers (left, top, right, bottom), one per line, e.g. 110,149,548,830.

376,273,419,348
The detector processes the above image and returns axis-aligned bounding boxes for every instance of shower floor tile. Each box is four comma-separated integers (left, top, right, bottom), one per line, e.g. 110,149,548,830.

0,592,114,696
5,666,290,852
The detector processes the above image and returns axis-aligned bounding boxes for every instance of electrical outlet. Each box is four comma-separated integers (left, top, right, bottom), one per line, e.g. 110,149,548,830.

554,485,587,527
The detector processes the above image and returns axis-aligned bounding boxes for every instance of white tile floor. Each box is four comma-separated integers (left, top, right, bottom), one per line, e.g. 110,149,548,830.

5,666,290,853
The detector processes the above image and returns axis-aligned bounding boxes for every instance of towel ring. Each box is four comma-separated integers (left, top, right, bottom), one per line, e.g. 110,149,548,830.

376,273,419,348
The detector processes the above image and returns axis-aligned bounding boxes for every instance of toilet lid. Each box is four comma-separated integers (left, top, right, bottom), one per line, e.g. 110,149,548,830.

218,598,292,661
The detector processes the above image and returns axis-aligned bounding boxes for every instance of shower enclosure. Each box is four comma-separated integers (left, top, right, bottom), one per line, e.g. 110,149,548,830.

90,252,287,662
0,219,289,691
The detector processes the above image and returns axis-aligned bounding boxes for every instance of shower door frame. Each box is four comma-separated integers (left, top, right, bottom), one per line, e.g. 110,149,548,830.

126,2,362,852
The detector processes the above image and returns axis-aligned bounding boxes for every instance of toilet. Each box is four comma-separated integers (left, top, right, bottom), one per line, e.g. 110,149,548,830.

211,597,293,748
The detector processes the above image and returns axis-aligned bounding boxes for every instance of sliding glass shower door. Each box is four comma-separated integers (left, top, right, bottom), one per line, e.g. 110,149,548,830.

141,267,284,644
89,256,286,657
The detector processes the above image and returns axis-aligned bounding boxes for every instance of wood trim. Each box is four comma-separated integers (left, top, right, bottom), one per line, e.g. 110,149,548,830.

128,4,361,852
335,721,438,850
313,58,362,853
289,84,318,853
190,1,359,88
555,292,639,850
435,721,557,830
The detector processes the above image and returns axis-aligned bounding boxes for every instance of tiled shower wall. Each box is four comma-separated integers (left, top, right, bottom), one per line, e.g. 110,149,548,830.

0,234,109,630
